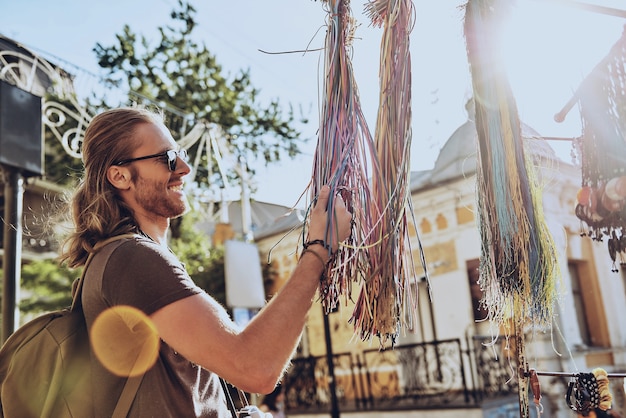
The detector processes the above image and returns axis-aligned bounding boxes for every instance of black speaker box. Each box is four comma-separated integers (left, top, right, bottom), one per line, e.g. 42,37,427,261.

0,80,43,177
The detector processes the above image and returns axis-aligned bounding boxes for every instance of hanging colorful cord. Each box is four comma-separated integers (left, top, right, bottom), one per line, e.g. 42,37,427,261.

306,0,423,345
348,0,421,344
305,0,377,314
463,0,560,332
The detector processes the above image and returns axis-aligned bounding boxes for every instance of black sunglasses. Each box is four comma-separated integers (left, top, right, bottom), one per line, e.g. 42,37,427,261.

115,149,188,172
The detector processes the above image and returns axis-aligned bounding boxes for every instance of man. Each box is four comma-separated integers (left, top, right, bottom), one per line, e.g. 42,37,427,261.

60,107,352,417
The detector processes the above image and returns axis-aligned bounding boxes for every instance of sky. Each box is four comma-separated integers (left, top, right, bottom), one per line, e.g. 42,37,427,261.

1,0,625,207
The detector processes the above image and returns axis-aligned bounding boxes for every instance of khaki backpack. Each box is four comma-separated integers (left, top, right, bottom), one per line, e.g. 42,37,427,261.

0,234,142,418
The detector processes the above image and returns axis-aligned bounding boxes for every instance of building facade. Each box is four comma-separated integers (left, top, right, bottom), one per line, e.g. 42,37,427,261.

254,115,626,417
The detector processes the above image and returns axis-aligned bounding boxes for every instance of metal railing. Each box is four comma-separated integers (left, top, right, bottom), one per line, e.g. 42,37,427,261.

281,336,518,414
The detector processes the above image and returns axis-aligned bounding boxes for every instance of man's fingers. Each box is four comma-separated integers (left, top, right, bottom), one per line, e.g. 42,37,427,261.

308,185,354,248
335,192,347,209
315,185,330,209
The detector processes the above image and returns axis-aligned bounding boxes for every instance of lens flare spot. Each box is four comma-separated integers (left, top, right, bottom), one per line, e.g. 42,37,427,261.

91,305,159,377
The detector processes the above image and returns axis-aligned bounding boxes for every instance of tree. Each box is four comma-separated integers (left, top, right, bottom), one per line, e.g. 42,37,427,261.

168,209,228,306
19,259,79,313
15,0,288,318
93,0,308,190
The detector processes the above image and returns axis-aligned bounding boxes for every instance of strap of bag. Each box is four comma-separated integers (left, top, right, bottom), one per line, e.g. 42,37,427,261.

111,339,151,418
70,233,145,418
70,233,137,312
220,378,238,417
220,378,254,418
112,375,143,418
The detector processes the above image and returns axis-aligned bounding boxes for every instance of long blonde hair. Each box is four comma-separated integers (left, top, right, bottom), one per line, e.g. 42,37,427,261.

59,107,164,268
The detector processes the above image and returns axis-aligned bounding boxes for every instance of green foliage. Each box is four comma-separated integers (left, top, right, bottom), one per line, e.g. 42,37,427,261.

19,259,80,313
17,0,293,317
93,0,308,190
169,210,228,307
15,0,291,316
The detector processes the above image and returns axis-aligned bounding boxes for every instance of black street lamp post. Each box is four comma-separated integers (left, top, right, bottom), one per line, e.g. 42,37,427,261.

322,307,340,418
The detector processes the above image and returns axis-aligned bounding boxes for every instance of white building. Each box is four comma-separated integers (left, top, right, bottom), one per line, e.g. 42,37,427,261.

253,106,626,417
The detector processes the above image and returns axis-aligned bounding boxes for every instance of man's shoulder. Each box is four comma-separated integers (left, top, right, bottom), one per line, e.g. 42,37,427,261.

106,234,164,252
104,235,181,266
94,234,156,261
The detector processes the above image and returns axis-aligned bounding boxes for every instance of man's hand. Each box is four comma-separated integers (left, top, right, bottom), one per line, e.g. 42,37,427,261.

307,185,352,253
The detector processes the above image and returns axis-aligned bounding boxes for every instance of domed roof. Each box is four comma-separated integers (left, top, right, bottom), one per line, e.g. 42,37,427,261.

429,120,478,184
411,112,559,190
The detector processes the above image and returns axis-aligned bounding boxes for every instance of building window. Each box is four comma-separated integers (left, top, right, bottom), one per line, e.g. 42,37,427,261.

569,262,592,346
568,261,610,348
435,213,448,230
467,259,488,322
455,205,474,225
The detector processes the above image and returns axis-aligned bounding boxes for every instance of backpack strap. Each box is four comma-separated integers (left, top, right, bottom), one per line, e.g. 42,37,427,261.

220,378,253,418
70,233,145,418
112,374,144,418
220,377,239,417
70,234,137,312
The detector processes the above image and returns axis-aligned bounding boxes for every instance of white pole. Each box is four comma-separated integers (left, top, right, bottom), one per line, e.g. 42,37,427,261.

220,188,229,223
240,156,253,243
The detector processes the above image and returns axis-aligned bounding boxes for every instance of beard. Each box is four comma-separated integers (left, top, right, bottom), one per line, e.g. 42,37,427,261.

131,170,189,219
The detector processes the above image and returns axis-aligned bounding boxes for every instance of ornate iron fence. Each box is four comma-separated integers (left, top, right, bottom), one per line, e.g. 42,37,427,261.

281,336,518,414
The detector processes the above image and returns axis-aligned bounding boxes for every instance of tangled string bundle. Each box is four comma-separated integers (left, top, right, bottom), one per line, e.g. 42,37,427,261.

308,0,377,315
306,0,424,345
349,0,419,344
463,0,560,335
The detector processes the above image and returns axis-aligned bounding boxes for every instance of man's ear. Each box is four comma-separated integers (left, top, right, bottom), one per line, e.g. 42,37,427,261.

107,165,131,190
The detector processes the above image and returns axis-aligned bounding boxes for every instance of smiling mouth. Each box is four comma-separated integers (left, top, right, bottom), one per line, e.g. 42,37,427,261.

169,184,184,192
